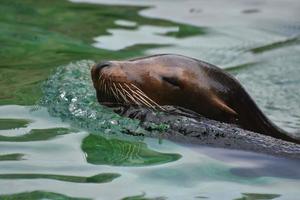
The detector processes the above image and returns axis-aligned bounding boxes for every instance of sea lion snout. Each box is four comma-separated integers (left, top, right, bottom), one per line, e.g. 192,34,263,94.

92,61,111,76
91,61,113,86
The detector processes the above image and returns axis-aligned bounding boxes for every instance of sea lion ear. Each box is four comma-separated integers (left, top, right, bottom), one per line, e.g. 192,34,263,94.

162,76,181,88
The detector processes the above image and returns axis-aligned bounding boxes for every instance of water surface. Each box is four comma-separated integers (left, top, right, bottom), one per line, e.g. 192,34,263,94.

1,0,300,199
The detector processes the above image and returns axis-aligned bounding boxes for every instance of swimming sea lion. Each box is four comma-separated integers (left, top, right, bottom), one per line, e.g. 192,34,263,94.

91,54,300,144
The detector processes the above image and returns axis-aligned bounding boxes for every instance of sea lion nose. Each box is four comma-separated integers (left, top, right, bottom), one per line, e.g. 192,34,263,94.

95,61,111,70
91,61,111,80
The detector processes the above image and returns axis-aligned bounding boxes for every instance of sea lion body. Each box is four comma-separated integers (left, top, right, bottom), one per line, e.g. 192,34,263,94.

91,54,299,144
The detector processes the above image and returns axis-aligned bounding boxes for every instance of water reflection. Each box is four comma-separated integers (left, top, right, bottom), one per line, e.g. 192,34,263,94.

115,19,137,28
0,173,120,183
0,191,91,200
0,153,24,161
0,191,282,200
82,134,181,166
93,25,178,50
121,193,166,200
0,118,31,130
234,193,281,200
71,0,300,28
0,128,71,142
93,23,289,67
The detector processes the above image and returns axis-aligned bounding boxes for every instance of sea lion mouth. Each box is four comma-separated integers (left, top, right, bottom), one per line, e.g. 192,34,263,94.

94,70,164,111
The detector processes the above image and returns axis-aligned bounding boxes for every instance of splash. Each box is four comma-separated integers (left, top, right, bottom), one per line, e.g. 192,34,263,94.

41,60,142,135
40,61,181,167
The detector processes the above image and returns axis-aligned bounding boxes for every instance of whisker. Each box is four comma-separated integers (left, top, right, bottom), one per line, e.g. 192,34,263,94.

124,84,155,108
103,79,108,96
97,74,165,111
115,84,129,104
132,92,155,109
98,74,102,89
119,83,140,106
106,80,113,97
112,82,124,103
111,86,120,102
129,83,165,110
98,73,103,81
102,78,106,92
100,79,104,93
117,84,131,103
115,88,126,103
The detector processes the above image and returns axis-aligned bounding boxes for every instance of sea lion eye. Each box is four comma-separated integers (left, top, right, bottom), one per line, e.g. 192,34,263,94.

162,76,181,87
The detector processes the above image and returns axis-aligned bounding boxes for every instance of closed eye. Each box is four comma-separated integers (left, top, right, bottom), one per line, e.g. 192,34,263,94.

162,76,181,88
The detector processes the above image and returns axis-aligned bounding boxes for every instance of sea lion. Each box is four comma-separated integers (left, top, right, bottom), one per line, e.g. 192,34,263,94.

91,54,300,144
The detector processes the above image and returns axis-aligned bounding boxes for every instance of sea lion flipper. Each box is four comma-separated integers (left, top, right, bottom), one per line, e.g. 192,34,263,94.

211,96,238,116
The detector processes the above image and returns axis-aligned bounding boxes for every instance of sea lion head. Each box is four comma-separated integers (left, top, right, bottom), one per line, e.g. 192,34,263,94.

91,55,201,110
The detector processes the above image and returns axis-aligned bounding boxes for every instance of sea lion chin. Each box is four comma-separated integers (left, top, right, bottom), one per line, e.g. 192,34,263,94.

91,54,300,144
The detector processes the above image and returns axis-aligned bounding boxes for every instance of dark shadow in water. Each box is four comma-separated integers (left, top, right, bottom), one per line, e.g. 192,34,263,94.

230,159,300,179
0,118,32,130
241,9,260,14
225,62,260,74
228,152,300,179
234,193,281,200
194,196,209,199
0,191,91,200
0,153,24,161
139,163,268,188
0,173,120,183
0,127,71,142
194,147,300,180
82,134,181,166
250,36,300,53
121,192,166,200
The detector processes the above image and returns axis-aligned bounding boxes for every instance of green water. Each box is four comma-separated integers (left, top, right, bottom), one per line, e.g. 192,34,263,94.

1,0,300,199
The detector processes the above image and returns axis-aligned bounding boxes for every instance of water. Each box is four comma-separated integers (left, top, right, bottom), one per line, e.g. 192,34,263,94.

1,105,300,199
1,0,300,199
